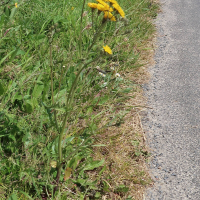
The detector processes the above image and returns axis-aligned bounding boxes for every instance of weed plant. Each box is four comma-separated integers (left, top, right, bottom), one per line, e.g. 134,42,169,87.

0,0,159,199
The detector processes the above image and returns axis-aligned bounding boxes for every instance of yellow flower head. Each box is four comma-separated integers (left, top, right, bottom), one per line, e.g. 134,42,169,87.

71,7,74,10
96,0,113,12
104,0,118,4
96,4,113,12
96,0,108,6
103,45,112,54
96,4,106,11
104,11,116,21
15,3,18,8
88,3,98,9
112,3,125,18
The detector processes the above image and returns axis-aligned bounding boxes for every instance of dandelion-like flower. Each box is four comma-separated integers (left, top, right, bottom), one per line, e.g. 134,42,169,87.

96,4,106,11
104,0,118,4
112,3,125,18
96,0,108,7
96,0,113,11
110,66,115,70
103,45,112,54
115,73,120,77
88,3,98,9
104,11,116,21
71,7,74,10
99,72,106,77
15,3,18,8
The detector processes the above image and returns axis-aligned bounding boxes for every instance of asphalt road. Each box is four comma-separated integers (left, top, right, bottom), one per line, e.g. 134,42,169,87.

143,0,200,199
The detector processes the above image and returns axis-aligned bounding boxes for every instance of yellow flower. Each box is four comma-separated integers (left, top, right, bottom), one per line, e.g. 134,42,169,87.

103,45,112,54
104,11,116,21
112,3,125,18
88,3,98,9
104,0,118,4
96,0,108,6
71,7,74,10
96,0,113,12
15,3,18,8
96,4,113,12
97,4,106,11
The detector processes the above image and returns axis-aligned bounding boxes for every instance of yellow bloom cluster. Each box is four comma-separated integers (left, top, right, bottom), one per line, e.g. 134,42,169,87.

88,0,125,21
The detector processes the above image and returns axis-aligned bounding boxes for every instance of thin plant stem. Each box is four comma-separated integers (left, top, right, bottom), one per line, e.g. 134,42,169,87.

79,0,86,58
55,57,99,189
92,10,94,34
88,20,107,53
50,41,59,133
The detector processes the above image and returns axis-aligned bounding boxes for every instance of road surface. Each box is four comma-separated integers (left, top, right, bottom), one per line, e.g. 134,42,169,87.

143,0,200,199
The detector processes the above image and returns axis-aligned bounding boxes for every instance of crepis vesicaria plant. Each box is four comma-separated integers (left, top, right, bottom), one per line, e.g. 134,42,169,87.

52,0,126,195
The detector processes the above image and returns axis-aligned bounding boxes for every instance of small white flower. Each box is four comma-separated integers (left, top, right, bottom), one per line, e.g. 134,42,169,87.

103,82,107,86
63,65,65,68
110,66,115,71
99,72,106,77
115,73,120,77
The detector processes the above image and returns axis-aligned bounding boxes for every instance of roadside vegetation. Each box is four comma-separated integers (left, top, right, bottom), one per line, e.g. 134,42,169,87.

0,0,159,199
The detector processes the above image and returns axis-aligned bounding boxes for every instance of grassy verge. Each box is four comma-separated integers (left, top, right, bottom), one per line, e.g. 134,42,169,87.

0,0,159,199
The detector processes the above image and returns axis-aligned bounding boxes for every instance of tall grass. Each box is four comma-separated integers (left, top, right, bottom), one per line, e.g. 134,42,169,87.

0,0,159,199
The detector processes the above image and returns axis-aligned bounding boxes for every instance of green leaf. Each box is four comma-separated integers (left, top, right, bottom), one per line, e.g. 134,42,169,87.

92,144,106,147
0,81,5,96
8,134,16,142
121,88,132,93
32,81,44,98
42,82,50,101
8,193,18,200
24,99,34,113
33,34,46,41
9,7,17,21
95,192,101,198
53,88,67,103
115,185,129,194
10,47,20,62
83,159,104,171
98,95,109,105
0,49,15,66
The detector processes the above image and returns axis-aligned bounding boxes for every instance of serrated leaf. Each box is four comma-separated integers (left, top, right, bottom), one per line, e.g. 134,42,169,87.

54,88,67,103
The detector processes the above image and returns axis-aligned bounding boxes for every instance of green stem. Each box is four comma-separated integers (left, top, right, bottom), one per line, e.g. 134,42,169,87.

79,0,86,58
88,20,107,53
50,43,59,133
57,57,98,173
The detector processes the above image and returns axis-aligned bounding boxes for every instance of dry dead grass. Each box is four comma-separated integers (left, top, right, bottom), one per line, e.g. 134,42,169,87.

90,33,158,199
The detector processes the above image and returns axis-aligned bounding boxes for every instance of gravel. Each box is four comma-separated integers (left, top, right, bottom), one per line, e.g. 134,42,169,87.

142,0,200,199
